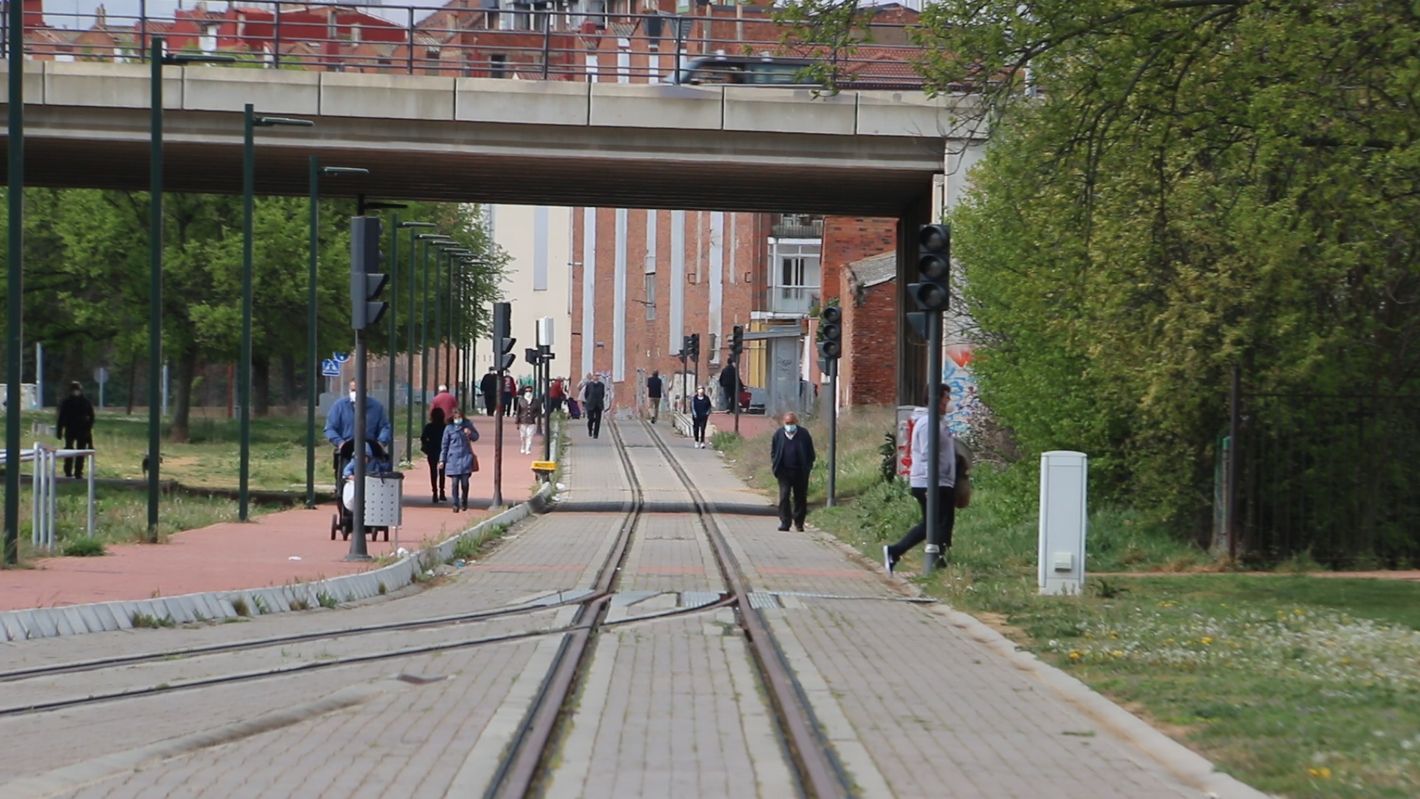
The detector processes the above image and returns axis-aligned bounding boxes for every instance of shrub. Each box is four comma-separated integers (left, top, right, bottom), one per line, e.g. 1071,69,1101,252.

62,538,106,557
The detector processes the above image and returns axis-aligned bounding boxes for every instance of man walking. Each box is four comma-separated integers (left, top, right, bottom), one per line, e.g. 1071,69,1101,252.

583,373,606,439
324,379,393,453
479,368,499,416
884,385,956,574
646,370,663,423
718,362,741,412
56,380,95,478
769,411,815,531
431,383,457,421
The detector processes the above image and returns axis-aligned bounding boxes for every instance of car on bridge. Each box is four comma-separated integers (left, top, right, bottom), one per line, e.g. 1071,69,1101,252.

667,54,922,90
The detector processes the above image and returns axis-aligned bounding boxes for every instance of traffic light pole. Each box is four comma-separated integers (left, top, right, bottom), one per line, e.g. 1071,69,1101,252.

147,37,165,540
305,156,319,510
4,0,25,565
923,310,944,576
826,358,837,508
492,370,505,507
239,104,255,522
348,330,371,560
386,214,399,464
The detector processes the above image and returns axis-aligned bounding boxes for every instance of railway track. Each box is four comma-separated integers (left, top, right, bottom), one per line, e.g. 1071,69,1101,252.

485,419,853,799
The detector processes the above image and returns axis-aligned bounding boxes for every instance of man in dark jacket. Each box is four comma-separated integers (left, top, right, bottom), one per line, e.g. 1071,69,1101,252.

479,368,499,416
583,374,606,439
717,363,741,411
646,371,663,423
56,381,96,478
769,411,815,531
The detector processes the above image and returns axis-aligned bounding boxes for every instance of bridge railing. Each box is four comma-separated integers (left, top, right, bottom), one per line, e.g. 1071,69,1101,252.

6,1,927,88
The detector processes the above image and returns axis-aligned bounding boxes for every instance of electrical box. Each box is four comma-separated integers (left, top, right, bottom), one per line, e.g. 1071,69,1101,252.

1038,451,1087,595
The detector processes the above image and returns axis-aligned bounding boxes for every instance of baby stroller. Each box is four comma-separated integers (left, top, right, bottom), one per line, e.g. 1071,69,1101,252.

330,440,393,542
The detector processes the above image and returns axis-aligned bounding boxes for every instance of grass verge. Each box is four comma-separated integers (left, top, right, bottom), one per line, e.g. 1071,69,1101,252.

717,405,1420,799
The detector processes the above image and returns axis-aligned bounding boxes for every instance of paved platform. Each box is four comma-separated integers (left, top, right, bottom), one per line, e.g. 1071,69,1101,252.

0,418,543,612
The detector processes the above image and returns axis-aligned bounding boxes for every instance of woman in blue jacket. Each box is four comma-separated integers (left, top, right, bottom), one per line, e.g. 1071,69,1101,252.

437,408,481,512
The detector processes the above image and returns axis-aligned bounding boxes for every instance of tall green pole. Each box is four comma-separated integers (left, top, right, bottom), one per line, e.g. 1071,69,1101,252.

239,104,255,521
419,241,430,422
147,38,164,541
305,155,319,509
5,0,27,566
405,229,418,457
432,250,442,392
386,214,398,462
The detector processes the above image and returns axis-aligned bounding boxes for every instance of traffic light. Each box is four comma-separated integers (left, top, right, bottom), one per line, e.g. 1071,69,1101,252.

819,305,842,360
349,216,388,331
682,335,693,361
688,333,701,361
525,347,541,367
907,223,951,312
492,301,516,372
730,324,744,361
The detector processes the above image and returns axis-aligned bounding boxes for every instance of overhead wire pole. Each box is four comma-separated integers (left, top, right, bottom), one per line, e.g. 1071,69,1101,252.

386,213,399,461
4,0,25,566
240,105,312,522
402,225,434,458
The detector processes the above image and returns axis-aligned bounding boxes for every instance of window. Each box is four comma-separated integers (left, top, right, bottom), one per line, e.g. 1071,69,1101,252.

782,256,806,287
644,274,656,320
708,332,719,364
491,54,507,78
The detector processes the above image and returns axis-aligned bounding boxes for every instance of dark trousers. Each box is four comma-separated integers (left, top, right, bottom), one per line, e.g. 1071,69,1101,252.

426,454,445,499
776,470,809,528
64,433,92,477
483,394,496,416
449,473,470,508
586,405,603,438
692,415,708,442
549,397,564,414
887,485,957,563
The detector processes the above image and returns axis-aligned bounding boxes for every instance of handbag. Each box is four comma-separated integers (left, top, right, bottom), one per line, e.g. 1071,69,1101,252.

470,451,481,473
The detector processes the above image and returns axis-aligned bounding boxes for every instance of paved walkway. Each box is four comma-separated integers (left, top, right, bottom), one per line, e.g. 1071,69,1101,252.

0,418,542,611
0,417,1264,798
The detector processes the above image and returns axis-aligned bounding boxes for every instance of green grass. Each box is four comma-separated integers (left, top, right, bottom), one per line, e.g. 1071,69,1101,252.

721,406,1420,798
6,411,336,491
10,481,276,561
61,537,106,557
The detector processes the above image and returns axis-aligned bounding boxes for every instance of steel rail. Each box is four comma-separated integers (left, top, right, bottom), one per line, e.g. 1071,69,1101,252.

639,419,855,799
483,420,645,799
0,590,596,685
0,595,734,720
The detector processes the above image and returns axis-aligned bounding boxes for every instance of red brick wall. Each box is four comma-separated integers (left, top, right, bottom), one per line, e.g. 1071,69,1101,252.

839,266,898,407
820,217,897,308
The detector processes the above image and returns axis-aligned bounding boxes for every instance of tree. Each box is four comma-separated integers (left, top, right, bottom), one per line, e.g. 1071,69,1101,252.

780,0,1420,542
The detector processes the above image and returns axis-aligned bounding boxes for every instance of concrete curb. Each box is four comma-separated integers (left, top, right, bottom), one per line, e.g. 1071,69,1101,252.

0,481,556,644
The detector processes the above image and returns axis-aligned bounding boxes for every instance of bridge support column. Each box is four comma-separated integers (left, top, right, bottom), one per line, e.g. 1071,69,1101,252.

896,191,933,406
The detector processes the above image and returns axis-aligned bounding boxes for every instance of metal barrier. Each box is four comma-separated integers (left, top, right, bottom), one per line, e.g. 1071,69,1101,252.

0,444,96,550
7,1,927,88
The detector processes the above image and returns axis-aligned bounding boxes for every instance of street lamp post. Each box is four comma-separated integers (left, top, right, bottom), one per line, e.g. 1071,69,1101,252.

148,39,234,540
241,104,312,522
391,221,433,462
442,249,472,406
402,227,437,456
306,158,368,509
4,0,23,566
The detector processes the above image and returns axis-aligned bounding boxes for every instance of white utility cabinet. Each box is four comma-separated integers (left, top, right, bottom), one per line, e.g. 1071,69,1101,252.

1038,451,1088,595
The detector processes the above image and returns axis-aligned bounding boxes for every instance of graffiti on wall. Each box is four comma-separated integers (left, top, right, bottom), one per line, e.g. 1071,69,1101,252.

943,344,980,435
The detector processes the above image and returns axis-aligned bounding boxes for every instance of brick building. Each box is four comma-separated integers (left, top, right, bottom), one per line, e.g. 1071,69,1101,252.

839,252,897,407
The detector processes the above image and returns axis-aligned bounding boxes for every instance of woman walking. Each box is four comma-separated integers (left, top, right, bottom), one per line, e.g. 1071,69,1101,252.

437,408,481,513
515,386,542,455
690,385,712,448
419,408,447,503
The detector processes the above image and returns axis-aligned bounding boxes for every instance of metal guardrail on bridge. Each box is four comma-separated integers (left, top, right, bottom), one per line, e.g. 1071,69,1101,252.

4,0,928,88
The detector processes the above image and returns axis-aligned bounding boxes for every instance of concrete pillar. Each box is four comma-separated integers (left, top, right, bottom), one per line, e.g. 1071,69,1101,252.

581,207,597,376
613,208,628,383
669,210,686,353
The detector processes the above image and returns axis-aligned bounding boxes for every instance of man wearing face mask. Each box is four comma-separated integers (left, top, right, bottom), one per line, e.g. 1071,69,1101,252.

690,385,712,448
769,411,816,531
324,379,393,458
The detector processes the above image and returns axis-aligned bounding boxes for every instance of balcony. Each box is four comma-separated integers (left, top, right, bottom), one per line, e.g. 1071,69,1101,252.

771,218,824,239
767,285,819,316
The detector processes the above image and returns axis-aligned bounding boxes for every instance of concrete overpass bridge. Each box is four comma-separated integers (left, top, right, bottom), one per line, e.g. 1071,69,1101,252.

0,60,984,398
0,62,965,215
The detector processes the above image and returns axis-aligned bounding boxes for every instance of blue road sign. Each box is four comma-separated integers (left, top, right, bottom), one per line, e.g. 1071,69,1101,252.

321,359,342,377
331,351,351,364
